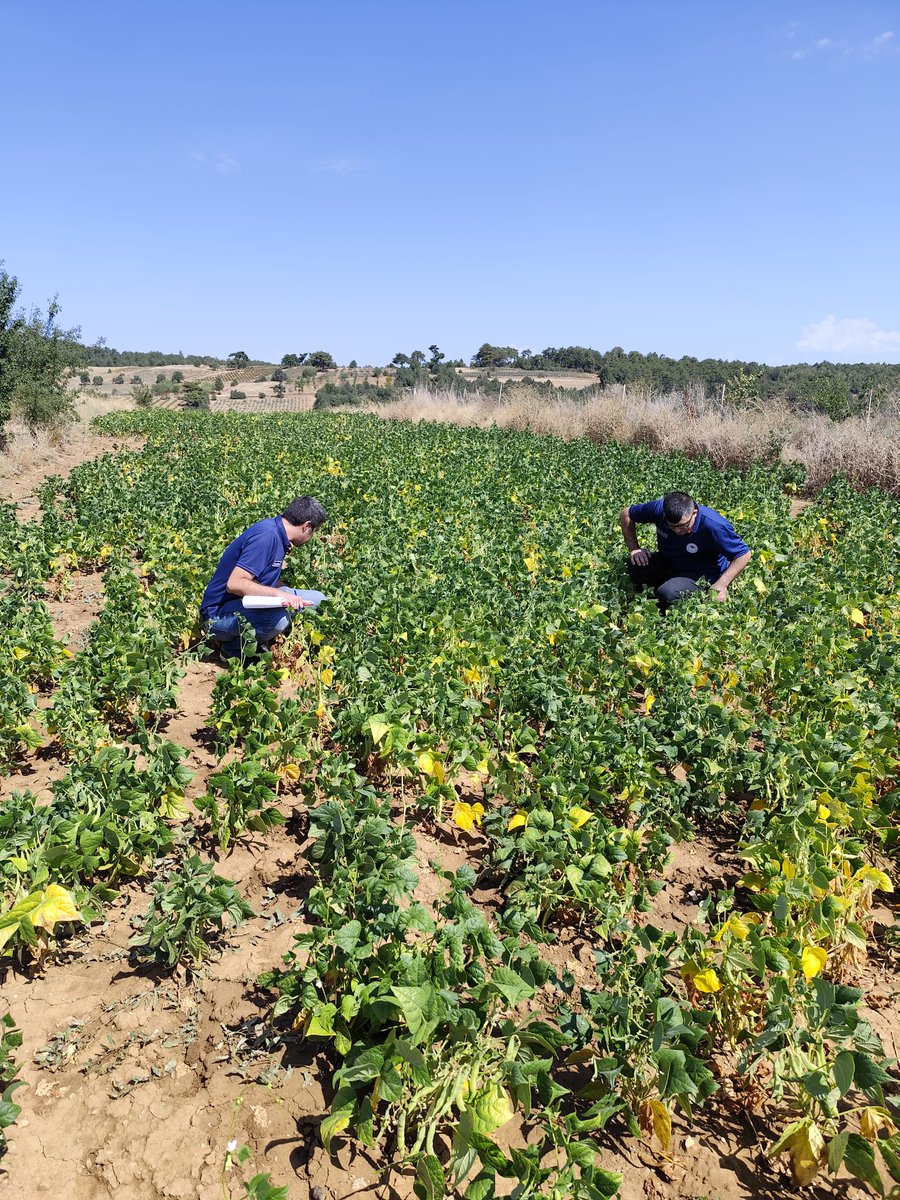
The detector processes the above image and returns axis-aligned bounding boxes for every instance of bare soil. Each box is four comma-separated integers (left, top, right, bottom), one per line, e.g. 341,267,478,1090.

1,436,892,1200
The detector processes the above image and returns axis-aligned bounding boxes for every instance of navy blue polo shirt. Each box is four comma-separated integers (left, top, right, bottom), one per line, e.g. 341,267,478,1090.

200,517,291,617
628,500,750,582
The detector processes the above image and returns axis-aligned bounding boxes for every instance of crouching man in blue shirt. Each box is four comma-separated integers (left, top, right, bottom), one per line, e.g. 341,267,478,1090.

620,491,751,610
201,496,328,659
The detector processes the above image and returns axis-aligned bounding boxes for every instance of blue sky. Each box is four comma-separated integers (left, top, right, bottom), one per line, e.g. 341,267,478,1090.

2,1,898,365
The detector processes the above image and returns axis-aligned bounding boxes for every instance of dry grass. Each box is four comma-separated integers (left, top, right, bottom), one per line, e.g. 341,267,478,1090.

354,382,900,495
0,394,139,499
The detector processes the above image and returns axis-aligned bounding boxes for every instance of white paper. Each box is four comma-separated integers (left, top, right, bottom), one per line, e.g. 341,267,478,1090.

241,595,287,609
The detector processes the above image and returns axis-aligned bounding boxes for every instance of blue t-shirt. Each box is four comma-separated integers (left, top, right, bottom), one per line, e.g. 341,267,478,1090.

200,517,291,617
628,500,750,582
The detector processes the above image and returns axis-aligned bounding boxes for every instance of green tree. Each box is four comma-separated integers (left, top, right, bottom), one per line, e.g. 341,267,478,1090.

0,270,23,435
0,267,81,441
307,351,336,371
227,350,250,367
181,380,210,409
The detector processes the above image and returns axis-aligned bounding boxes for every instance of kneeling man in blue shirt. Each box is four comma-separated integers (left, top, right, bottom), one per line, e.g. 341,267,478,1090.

201,496,328,658
620,491,751,610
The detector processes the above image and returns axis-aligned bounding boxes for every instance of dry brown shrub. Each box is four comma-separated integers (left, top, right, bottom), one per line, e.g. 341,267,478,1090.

355,384,899,495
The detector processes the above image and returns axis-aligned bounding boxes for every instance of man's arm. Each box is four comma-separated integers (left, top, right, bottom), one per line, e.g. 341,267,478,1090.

225,566,312,608
620,507,650,567
711,551,752,601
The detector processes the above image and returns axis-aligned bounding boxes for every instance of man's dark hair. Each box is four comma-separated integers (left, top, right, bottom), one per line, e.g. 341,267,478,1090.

282,496,328,528
662,492,696,524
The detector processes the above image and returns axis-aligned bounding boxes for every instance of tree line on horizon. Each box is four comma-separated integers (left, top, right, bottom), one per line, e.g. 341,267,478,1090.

4,261,899,441
79,340,900,419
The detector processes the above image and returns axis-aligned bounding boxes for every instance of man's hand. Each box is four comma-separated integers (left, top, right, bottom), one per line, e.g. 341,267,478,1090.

712,584,729,602
629,548,651,567
281,591,314,609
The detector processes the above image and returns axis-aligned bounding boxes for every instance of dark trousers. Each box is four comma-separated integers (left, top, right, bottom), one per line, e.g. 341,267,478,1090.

627,554,702,610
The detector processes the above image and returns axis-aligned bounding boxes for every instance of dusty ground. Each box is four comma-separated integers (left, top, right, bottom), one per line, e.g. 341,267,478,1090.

0,433,893,1200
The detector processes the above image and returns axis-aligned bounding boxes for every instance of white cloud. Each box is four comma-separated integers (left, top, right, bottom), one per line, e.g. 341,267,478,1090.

307,158,364,176
790,29,895,59
797,316,900,358
191,151,239,175
861,30,895,56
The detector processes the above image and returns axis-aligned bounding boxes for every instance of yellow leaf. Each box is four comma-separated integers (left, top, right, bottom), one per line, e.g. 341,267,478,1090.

643,692,656,714
475,758,490,775
692,969,722,994
569,806,593,829
452,801,485,832
279,762,301,782
369,719,390,745
507,811,528,831
816,804,830,822
31,884,80,933
853,866,892,893
320,668,334,687
781,858,796,879
417,751,436,775
463,666,483,685
860,1106,897,1141
800,945,827,980
713,915,750,942
160,790,189,821
789,1122,826,1186
12,647,30,661
641,1098,672,1152
849,608,866,627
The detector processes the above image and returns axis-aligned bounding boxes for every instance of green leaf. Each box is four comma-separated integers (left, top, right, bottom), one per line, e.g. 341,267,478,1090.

826,1130,849,1174
833,1050,854,1098
490,965,534,1006
844,1133,885,1197
413,1153,445,1200
334,919,362,953
877,1135,900,1183
653,1048,695,1101
470,1131,512,1174
319,1086,356,1155
464,1174,496,1200
853,1052,891,1092
799,1069,833,1102
587,1166,625,1198
389,984,438,1043
243,1174,289,1200
565,864,584,895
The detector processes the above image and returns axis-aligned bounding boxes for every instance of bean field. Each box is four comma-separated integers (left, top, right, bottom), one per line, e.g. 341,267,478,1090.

1,410,898,1200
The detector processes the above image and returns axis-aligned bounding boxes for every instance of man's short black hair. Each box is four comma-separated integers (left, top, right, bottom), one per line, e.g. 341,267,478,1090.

662,492,696,524
282,496,328,528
